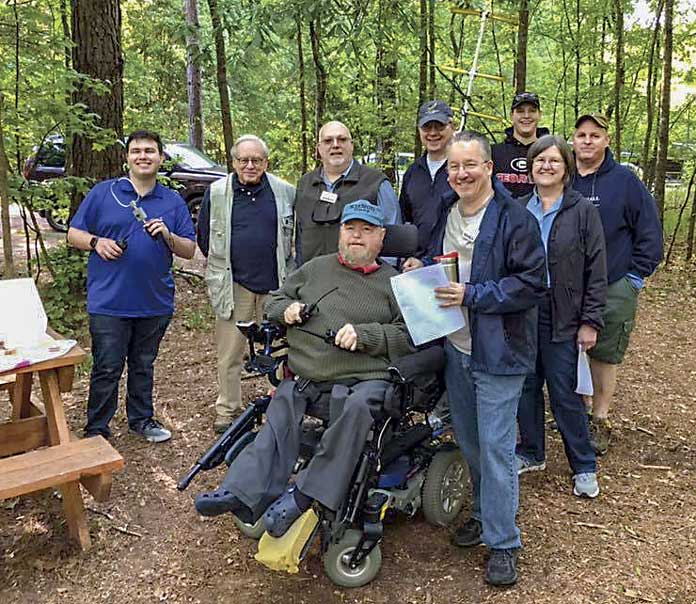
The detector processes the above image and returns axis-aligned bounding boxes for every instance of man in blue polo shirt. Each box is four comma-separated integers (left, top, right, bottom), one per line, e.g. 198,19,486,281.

68,130,196,443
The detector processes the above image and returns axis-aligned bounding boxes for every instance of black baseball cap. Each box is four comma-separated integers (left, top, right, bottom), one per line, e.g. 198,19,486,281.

418,100,453,128
511,92,541,111
575,112,610,130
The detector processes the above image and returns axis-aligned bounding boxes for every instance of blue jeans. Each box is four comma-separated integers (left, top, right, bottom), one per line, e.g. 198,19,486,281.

517,297,596,474
86,314,171,437
444,342,524,550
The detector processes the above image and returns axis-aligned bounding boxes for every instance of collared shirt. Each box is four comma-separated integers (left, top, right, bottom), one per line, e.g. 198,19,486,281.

526,190,563,287
337,253,380,274
70,177,195,317
229,174,278,293
322,160,400,226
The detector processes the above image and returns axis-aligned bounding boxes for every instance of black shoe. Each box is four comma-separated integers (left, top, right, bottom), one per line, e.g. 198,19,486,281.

485,548,519,586
451,517,482,547
195,488,247,518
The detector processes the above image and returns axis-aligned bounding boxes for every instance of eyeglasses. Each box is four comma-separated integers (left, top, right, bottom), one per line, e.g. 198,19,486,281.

532,158,563,167
320,136,351,146
448,161,490,173
234,156,266,167
420,122,449,133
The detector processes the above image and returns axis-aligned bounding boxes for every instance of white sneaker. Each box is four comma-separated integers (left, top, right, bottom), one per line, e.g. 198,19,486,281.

573,472,600,498
132,418,172,443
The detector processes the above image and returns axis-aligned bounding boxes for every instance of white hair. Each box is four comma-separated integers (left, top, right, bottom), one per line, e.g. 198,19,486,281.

232,134,269,158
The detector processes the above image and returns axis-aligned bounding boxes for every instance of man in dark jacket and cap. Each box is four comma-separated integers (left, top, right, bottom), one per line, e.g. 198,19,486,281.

572,112,663,456
399,100,455,258
492,92,550,198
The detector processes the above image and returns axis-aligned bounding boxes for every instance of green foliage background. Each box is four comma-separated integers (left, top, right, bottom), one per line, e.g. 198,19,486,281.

1,0,695,179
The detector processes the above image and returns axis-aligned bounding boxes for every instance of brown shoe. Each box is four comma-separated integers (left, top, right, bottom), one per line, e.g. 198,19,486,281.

214,417,232,434
590,417,611,456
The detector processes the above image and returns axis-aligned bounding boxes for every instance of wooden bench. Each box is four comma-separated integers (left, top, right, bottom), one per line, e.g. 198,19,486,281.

0,437,124,501
1,342,124,549
0,373,15,406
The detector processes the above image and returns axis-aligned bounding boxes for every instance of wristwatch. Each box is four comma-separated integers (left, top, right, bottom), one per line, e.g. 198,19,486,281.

89,236,99,250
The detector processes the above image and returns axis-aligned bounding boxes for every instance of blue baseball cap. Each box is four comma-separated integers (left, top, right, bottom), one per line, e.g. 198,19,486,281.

341,200,384,227
418,100,453,128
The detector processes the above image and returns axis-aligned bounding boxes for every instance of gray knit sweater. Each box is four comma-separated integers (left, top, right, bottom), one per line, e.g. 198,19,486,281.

264,254,415,382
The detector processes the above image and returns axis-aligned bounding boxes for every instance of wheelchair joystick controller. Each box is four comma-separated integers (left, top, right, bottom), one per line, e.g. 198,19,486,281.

297,286,339,324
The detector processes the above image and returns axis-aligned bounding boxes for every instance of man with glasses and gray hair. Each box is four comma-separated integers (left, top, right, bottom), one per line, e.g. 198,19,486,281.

197,134,295,433
294,120,400,265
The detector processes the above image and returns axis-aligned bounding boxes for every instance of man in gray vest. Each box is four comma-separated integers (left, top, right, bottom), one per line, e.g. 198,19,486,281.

197,135,295,433
294,120,400,265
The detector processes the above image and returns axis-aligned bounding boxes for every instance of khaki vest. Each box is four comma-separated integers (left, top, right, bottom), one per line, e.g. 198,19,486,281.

205,173,295,319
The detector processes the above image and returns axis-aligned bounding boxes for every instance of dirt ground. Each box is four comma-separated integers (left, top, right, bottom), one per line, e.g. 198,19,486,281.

1,225,695,603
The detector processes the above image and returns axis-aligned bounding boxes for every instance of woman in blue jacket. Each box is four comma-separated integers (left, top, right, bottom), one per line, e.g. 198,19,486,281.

516,135,607,498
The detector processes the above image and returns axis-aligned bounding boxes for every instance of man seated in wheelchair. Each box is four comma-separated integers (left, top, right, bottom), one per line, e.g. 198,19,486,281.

194,200,416,537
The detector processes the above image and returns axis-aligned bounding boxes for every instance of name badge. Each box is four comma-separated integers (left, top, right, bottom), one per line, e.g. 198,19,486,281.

320,191,338,204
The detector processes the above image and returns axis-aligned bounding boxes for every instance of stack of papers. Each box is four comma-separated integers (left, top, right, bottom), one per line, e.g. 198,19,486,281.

390,264,465,346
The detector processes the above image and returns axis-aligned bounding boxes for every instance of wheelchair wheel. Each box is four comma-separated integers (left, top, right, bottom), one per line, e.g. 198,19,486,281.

323,529,382,588
421,449,467,527
232,515,266,540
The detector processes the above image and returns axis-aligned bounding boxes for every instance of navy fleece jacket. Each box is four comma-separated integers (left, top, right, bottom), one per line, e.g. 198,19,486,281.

399,154,453,257
571,150,663,285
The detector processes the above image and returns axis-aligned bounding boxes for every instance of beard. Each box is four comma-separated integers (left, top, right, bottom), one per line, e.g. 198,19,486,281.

338,240,374,266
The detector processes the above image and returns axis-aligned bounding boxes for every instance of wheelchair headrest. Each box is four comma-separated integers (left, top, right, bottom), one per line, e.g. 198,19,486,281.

380,224,418,258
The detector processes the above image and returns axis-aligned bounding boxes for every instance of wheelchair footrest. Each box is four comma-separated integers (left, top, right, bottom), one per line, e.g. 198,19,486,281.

255,508,319,574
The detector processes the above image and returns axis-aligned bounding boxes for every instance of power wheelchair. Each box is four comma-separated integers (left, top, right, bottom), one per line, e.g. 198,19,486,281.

178,226,468,588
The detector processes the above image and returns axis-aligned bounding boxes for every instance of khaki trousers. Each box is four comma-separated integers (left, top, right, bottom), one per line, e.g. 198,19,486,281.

215,282,267,420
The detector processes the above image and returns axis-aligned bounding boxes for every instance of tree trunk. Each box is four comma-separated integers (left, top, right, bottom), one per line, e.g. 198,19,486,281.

428,0,435,97
296,14,309,174
415,0,427,157
0,93,16,279
687,174,696,261
514,0,529,93
597,16,607,107
611,0,624,158
60,0,71,70
574,0,581,120
653,0,674,221
309,16,327,143
12,0,22,173
207,0,234,170
185,0,204,151
69,0,124,215
641,0,663,187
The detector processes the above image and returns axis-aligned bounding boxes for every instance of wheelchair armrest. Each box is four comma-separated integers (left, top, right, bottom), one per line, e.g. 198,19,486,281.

387,346,445,384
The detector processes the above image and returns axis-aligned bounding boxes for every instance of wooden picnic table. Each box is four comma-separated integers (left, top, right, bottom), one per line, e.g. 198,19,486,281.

0,340,124,550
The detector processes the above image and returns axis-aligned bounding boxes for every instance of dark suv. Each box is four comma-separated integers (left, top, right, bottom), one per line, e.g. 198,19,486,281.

23,135,227,231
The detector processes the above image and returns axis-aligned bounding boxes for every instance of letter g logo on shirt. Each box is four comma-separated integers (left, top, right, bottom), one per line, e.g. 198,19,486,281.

510,158,527,173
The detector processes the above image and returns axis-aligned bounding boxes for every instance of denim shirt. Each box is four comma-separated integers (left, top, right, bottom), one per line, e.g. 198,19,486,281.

526,190,563,287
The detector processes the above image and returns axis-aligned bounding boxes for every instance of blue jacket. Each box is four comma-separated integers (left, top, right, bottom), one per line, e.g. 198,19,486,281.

571,150,663,285
426,182,547,375
399,154,453,257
